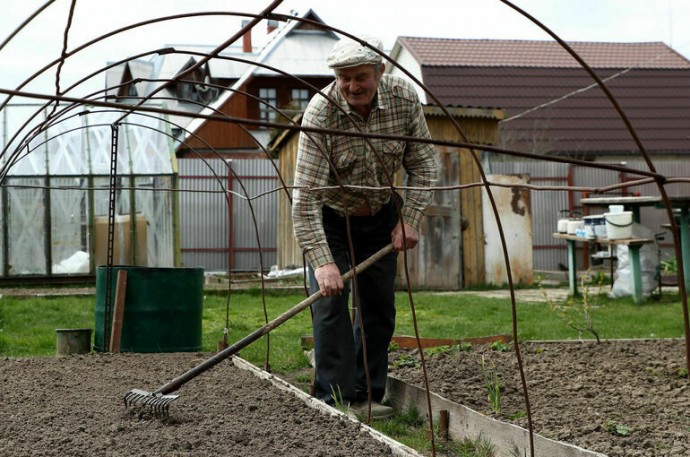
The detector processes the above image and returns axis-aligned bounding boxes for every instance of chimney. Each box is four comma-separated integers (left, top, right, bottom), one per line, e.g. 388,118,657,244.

267,19,279,34
242,20,252,53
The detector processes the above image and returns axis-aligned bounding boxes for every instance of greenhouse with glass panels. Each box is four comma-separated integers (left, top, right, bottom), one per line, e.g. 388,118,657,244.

0,104,177,278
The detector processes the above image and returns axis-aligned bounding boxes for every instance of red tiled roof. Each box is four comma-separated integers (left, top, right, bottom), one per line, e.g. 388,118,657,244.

398,37,690,69
398,38,690,155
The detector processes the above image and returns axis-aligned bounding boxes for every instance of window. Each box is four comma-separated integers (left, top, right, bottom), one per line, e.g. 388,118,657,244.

290,88,310,110
258,88,277,123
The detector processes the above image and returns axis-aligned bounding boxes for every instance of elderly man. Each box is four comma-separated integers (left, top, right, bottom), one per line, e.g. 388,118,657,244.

292,36,438,419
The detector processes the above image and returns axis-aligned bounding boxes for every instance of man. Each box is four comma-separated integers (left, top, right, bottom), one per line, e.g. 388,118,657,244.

292,36,438,419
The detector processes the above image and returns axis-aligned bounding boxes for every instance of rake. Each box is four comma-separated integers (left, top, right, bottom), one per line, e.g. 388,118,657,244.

123,243,393,416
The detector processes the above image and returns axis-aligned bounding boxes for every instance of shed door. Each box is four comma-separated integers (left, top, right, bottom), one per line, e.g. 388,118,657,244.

399,148,462,289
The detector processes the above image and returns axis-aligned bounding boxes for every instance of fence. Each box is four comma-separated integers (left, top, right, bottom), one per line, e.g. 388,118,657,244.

177,157,279,273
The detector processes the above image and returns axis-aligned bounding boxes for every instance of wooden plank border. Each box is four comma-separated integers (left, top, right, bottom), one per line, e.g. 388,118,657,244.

386,376,608,457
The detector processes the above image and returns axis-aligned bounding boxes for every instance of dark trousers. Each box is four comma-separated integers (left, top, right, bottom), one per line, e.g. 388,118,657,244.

309,197,399,405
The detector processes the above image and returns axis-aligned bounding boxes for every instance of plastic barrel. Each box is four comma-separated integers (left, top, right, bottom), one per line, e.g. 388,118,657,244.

94,266,204,353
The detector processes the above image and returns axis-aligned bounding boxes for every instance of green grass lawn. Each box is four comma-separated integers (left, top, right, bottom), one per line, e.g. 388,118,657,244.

1,288,686,362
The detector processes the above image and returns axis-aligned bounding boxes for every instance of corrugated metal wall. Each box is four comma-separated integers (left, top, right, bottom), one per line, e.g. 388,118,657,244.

178,157,279,272
177,154,688,276
489,158,690,271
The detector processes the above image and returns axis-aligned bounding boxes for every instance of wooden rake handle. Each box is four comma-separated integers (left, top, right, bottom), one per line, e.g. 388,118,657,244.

154,243,394,395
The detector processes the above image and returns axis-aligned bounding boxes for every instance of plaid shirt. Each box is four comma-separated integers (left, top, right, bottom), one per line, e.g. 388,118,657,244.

292,74,439,269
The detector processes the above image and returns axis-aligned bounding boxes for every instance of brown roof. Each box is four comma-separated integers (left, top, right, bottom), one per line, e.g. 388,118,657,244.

398,37,690,69
398,38,690,156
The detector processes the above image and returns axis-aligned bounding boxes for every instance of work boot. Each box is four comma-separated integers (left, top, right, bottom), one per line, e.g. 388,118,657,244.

348,401,394,420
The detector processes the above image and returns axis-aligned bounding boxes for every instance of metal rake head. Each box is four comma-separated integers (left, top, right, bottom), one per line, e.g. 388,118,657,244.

124,389,179,417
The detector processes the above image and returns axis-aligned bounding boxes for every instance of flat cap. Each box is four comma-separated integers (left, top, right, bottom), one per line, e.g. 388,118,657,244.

327,36,384,69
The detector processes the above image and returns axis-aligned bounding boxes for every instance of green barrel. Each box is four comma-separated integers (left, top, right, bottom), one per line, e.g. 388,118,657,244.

94,266,204,353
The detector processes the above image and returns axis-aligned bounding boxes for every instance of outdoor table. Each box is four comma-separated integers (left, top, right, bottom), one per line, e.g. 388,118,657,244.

553,233,654,304
577,195,690,293
580,196,661,223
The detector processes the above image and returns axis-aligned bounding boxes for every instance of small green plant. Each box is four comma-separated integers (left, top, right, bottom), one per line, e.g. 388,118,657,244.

661,256,678,273
424,342,473,357
507,410,527,421
589,270,611,286
393,353,419,369
538,272,604,343
646,367,663,377
457,341,473,352
425,345,455,357
481,354,502,415
603,419,631,436
448,434,496,457
330,384,346,411
395,402,425,428
489,341,510,352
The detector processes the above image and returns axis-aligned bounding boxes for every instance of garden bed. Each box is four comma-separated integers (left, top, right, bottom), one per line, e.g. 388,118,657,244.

0,352,418,456
389,339,690,457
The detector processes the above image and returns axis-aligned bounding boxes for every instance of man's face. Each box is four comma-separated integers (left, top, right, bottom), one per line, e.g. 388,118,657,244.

335,64,384,115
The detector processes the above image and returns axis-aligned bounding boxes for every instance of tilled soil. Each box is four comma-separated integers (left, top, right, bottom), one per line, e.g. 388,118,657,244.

0,353,401,457
389,339,690,457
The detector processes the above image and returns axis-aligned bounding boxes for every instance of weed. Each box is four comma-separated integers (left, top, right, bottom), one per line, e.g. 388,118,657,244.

603,419,631,436
446,434,496,457
395,402,425,428
677,368,689,379
538,272,604,343
293,372,312,383
481,354,502,415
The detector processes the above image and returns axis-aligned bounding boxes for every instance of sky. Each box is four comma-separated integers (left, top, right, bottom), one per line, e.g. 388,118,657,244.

1,0,689,98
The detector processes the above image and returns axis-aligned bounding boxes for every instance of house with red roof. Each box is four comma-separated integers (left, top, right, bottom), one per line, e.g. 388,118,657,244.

388,37,690,160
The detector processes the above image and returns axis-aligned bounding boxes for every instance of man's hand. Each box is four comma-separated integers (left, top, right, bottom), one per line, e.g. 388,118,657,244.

314,263,344,296
391,222,419,252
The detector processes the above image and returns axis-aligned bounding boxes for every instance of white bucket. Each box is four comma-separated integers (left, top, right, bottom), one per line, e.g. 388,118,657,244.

604,211,633,239
566,219,582,235
557,218,569,233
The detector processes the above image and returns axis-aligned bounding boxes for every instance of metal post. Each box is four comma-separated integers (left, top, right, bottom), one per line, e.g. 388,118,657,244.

226,159,234,272
103,124,120,351
566,239,578,296
680,205,690,293
628,245,644,304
